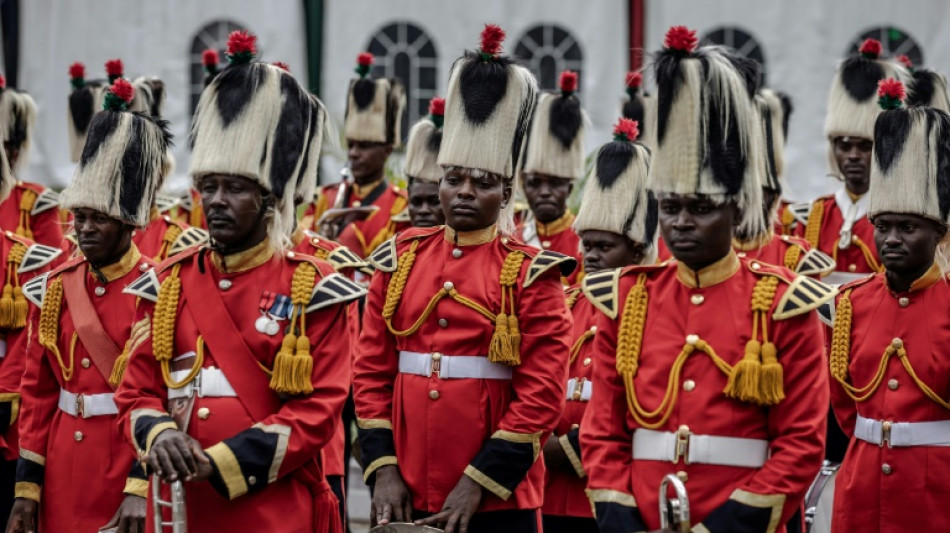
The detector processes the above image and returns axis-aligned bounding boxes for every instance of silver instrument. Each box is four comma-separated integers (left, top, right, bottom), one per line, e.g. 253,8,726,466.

152,476,187,532
333,163,354,209
804,460,840,533
659,473,690,533
319,163,356,240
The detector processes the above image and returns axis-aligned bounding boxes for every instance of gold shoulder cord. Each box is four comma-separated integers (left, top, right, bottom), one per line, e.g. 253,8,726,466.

153,264,197,388
0,241,28,328
16,188,38,240
270,261,317,394
38,277,73,381
618,274,784,430
783,244,802,271
382,239,525,366
831,289,950,409
156,224,183,261
803,201,823,250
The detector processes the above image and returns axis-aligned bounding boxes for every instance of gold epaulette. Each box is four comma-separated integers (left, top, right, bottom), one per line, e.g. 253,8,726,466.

167,226,209,257
795,248,836,277
744,261,837,320
581,268,623,319
368,227,442,273
787,201,812,226
524,250,576,288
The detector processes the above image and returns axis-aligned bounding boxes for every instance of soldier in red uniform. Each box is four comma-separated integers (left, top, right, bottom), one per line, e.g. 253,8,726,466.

403,97,446,228
828,80,950,533
793,39,909,285
733,91,835,279
114,32,360,533
0,147,62,527
6,78,169,533
354,25,573,533
0,80,64,250
542,117,657,533
515,70,584,283
581,28,834,533
304,53,408,257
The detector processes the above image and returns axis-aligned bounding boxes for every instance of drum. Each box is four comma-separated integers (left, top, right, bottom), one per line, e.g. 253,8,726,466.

804,461,840,533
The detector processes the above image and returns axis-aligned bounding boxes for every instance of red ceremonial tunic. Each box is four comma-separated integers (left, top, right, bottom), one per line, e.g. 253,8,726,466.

0,233,61,461
133,211,199,262
304,180,409,258
0,182,65,252
542,285,595,519
514,212,582,284
116,240,359,533
581,252,831,532
15,246,154,532
354,225,573,513
794,190,880,281
829,266,950,533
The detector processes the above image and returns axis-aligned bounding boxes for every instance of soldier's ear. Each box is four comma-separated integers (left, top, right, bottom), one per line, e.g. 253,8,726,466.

501,180,513,208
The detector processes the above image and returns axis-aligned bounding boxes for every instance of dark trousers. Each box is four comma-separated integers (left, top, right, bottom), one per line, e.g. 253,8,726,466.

542,514,599,533
412,508,539,533
0,458,14,527
328,475,346,531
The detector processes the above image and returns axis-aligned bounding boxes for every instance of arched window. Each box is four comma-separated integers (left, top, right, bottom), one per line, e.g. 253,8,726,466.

701,27,767,84
514,24,583,91
849,26,923,66
365,22,438,142
189,20,247,116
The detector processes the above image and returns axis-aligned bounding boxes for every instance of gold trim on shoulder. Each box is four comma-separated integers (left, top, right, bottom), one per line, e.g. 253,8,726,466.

796,248,835,277
773,276,838,321
525,250,574,288
368,237,397,273
582,268,622,319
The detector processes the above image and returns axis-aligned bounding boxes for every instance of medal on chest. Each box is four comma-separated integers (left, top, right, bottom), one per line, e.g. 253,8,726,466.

257,291,293,336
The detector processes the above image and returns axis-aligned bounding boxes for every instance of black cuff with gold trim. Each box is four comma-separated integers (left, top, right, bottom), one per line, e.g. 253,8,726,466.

15,455,44,486
124,460,148,497
594,503,646,533
466,430,540,500
701,498,776,533
0,392,18,433
357,426,397,483
132,411,177,456
205,427,281,500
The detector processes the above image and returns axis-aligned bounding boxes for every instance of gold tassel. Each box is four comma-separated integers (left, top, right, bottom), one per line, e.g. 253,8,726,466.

488,312,518,366
16,189,37,239
0,284,13,329
725,339,763,402
758,341,784,404
488,253,524,366
269,262,317,395
12,286,27,329
269,333,299,393
108,348,130,387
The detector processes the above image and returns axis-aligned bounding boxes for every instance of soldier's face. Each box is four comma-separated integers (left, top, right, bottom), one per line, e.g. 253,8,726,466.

522,172,572,224
658,194,738,271
72,208,133,267
580,230,644,273
347,139,393,184
408,179,445,228
440,168,511,232
833,136,873,195
199,174,269,250
873,212,946,280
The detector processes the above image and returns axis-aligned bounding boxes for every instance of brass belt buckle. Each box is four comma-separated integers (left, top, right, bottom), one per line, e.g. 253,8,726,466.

674,425,690,464
75,394,85,418
430,352,442,378
572,378,585,401
880,421,892,448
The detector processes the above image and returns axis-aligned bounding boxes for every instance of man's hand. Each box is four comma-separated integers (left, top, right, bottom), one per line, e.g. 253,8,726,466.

370,465,413,526
146,429,211,483
5,498,38,533
542,434,568,472
100,494,146,533
414,474,483,533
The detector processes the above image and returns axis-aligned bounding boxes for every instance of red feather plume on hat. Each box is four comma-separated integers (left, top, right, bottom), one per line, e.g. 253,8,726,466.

105,59,124,78
559,70,578,94
859,38,882,59
479,24,506,57
664,26,698,53
613,118,639,142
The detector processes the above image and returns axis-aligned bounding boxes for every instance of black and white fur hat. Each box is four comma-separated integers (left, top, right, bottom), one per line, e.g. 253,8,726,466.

190,31,326,249
574,118,658,263
403,97,444,184
622,71,656,149
907,68,950,112
0,87,37,175
647,26,766,240
825,39,909,176
870,78,950,228
60,78,171,227
520,70,586,180
66,63,106,163
344,52,406,146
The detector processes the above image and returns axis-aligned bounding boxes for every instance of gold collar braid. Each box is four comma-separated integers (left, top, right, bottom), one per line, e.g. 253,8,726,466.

830,289,950,409
615,273,784,430
381,239,524,366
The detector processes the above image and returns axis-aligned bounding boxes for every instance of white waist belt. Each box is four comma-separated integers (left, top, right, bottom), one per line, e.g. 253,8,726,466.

855,415,950,447
58,389,117,418
398,351,513,380
167,367,237,400
633,428,769,468
566,378,592,401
